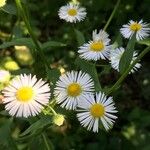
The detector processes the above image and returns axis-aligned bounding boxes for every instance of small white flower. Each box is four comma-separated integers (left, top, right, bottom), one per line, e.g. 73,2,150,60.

78,30,111,61
58,3,86,23
110,47,141,73
120,20,150,41
2,74,50,118
77,92,117,132
54,71,94,110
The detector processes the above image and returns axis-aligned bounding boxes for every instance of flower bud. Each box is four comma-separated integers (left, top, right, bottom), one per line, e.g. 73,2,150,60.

15,46,34,66
4,60,20,71
53,114,65,126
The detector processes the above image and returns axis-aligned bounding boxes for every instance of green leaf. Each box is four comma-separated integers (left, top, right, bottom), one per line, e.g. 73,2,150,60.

0,38,35,50
75,57,102,91
74,29,85,46
0,119,17,150
42,41,66,51
20,115,52,137
46,68,61,94
119,33,136,74
138,38,150,46
1,4,17,15
28,134,54,150
47,68,60,84
11,69,31,75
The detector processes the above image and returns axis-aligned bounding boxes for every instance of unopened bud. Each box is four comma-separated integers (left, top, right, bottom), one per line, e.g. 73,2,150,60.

53,114,65,126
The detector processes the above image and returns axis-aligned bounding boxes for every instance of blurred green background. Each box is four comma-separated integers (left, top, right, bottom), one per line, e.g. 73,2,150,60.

0,0,150,149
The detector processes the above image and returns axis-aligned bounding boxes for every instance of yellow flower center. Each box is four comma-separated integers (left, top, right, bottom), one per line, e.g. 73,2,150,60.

90,103,105,118
16,86,34,102
68,9,77,16
67,83,82,97
130,22,142,31
90,41,104,52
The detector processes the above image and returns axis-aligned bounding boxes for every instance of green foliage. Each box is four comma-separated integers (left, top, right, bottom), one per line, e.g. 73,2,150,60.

0,0,150,149
75,57,102,91
119,33,136,74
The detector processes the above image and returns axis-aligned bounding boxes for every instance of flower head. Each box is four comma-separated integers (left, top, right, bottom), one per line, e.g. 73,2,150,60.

78,30,111,61
110,47,141,73
2,74,50,118
58,3,86,23
54,71,94,110
77,92,117,132
120,20,150,41
0,0,6,7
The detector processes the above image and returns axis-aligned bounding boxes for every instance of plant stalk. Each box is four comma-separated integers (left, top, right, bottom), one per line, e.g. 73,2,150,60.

103,0,121,31
15,0,49,70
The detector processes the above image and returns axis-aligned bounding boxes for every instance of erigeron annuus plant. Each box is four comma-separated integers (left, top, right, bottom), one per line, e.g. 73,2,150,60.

0,0,150,148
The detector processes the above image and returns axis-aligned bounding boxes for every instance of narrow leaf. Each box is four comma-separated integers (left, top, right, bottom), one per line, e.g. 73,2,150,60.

20,116,52,137
0,38,35,49
42,41,66,51
1,4,17,15
138,38,150,46
75,57,102,91
119,33,136,74
74,29,85,46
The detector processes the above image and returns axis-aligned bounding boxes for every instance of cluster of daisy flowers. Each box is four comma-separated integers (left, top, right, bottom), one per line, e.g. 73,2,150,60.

58,2,150,73
54,71,118,132
1,72,117,133
1,1,150,134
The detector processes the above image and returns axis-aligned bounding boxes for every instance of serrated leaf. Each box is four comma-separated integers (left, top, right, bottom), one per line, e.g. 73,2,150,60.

119,33,136,74
1,4,17,15
46,68,60,84
75,57,102,91
138,38,150,46
42,41,66,51
46,68,61,94
20,116,52,137
74,29,85,46
0,38,35,50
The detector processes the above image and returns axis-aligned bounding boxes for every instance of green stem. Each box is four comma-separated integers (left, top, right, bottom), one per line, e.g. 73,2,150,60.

106,47,150,95
42,133,51,150
15,0,49,69
47,105,57,115
103,0,121,31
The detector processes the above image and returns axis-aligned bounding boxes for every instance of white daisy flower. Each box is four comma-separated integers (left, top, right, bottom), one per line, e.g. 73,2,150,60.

78,30,111,61
110,47,141,73
120,20,150,41
2,74,51,118
77,92,118,132
58,3,86,23
54,71,94,110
